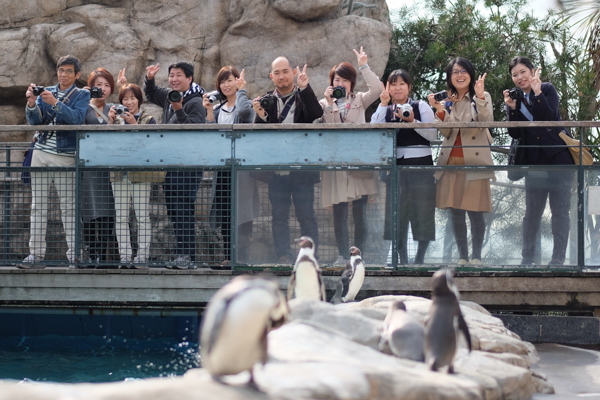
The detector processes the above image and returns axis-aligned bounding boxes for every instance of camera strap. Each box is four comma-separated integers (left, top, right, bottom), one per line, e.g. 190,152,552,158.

90,103,110,123
277,95,296,123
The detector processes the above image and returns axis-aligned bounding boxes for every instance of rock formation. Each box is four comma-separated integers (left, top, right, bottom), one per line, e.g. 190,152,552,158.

0,295,554,400
0,0,392,132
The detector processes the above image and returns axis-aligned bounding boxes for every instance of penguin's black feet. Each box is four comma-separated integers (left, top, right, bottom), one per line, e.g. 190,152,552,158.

448,365,455,374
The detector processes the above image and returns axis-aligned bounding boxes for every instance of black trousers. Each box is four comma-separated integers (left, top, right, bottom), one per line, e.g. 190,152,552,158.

333,195,368,257
163,171,200,260
522,170,573,263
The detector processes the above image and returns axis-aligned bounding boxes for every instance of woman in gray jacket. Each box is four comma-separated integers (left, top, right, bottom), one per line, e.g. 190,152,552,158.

204,66,258,265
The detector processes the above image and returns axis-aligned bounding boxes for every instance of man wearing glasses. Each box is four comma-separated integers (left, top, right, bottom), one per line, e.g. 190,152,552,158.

21,55,90,268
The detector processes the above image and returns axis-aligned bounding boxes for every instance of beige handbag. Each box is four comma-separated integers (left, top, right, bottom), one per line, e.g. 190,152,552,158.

558,130,593,166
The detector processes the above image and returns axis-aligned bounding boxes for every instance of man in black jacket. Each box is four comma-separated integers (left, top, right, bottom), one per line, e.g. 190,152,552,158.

144,61,206,269
253,57,323,263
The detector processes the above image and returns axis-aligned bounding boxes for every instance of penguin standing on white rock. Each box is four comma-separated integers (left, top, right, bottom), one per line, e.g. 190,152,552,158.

287,236,326,301
379,300,425,362
424,269,472,373
200,275,288,386
331,246,365,304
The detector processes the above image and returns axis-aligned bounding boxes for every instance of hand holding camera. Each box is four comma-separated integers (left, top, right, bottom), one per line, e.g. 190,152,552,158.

428,91,447,112
324,86,334,105
395,103,414,122
252,97,267,118
168,90,183,110
26,84,41,107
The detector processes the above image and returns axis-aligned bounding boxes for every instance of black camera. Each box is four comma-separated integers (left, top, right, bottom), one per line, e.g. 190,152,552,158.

32,86,45,96
433,90,448,102
259,94,275,109
206,90,223,104
168,90,183,103
396,103,412,119
114,105,129,116
332,86,346,99
509,87,525,101
89,87,103,99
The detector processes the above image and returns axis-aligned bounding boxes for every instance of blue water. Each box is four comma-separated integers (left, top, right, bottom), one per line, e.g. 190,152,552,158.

0,335,201,383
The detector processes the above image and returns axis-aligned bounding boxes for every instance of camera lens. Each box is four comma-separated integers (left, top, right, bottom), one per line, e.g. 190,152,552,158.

332,86,346,99
433,91,448,102
168,90,182,102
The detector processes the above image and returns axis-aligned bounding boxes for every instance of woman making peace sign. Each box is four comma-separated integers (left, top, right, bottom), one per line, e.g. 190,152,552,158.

428,57,495,265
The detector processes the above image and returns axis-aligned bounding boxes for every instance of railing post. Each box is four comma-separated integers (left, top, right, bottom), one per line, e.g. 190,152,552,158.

391,134,398,270
230,136,237,270
3,148,11,261
578,125,585,270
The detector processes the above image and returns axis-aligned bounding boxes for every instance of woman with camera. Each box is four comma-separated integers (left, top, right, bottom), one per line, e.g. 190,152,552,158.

370,69,437,264
107,74,158,268
318,47,382,264
504,56,574,266
428,57,495,265
81,68,117,266
203,66,258,265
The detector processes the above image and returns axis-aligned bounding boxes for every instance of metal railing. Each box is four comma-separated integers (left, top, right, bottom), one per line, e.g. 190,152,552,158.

0,122,598,271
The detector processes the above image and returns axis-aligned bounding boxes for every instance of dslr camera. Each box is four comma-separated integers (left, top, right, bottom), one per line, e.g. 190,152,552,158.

259,94,275,109
89,87,103,99
332,86,346,99
508,87,525,101
114,105,129,116
433,90,448,102
32,86,45,96
205,90,223,104
168,90,183,103
396,103,412,119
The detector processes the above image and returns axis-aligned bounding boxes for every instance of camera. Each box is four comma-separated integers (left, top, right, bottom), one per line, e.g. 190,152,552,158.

114,105,129,116
396,103,412,119
509,87,525,101
32,86,45,96
332,86,346,99
433,90,448,102
206,90,223,104
168,90,183,103
89,87,103,99
259,94,275,109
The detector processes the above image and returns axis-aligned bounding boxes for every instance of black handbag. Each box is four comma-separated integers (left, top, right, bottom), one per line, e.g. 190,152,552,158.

507,137,526,181
20,133,38,184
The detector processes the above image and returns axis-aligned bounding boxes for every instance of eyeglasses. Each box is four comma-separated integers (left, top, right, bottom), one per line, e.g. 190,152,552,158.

452,69,468,76
58,68,75,75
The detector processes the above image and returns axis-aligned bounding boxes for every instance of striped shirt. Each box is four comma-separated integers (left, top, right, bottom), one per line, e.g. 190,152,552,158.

34,89,76,157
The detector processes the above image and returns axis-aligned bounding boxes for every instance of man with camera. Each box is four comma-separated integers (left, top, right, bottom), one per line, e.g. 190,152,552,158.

21,55,90,268
252,57,323,263
144,61,206,269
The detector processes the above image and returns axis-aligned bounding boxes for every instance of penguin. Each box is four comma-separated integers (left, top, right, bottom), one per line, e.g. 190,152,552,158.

424,269,472,373
379,300,425,362
331,246,365,304
200,275,288,386
287,236,326,301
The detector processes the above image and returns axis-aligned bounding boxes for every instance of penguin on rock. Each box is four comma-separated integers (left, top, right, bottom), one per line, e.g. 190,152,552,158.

200,275,288,386
379,300,425,362
287,236,326,301
424,269,472,373
331,246,365,304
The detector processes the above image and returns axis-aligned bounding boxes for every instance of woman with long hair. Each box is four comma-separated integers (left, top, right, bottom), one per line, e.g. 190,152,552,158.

428,57,495,265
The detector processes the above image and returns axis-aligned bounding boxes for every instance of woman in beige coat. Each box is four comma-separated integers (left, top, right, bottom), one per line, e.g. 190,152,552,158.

318,47,382,264
428,57,495,265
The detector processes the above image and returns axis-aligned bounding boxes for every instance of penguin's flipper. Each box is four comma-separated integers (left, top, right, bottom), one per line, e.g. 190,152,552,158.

340,274,350,301
331,280,343,304
378,331,388,351
259,325,269,366
458,311,472,352
206,302,228,355
286,272,296,301
318,271,327,302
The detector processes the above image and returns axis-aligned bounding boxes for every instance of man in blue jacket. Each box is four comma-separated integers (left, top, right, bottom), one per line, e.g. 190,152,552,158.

21,55,90,268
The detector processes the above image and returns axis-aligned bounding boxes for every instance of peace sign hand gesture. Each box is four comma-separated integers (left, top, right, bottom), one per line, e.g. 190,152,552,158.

296,64,308,89
530,67,542,96
146,64,160,80
353,46,368,68
380,82,391,106
474,73,487,100
236,69,246,90
117,68,128,87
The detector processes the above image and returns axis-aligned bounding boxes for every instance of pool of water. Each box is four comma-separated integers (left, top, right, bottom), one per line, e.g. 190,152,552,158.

0,335,201,383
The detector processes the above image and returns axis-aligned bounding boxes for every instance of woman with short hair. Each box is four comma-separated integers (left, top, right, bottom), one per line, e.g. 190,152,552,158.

107,81,157,267
318,47,382,264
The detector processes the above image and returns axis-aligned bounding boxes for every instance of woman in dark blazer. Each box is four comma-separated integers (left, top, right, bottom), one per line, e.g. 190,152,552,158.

504,56,574,266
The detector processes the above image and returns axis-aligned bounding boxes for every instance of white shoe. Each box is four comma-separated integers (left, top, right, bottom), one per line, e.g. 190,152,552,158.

333,255,348,266
173,255,191,270
120,256,131,268
457,259,469,265
68,256,77,269
470,259,482,266
19,254,42,269
132,255,148,269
